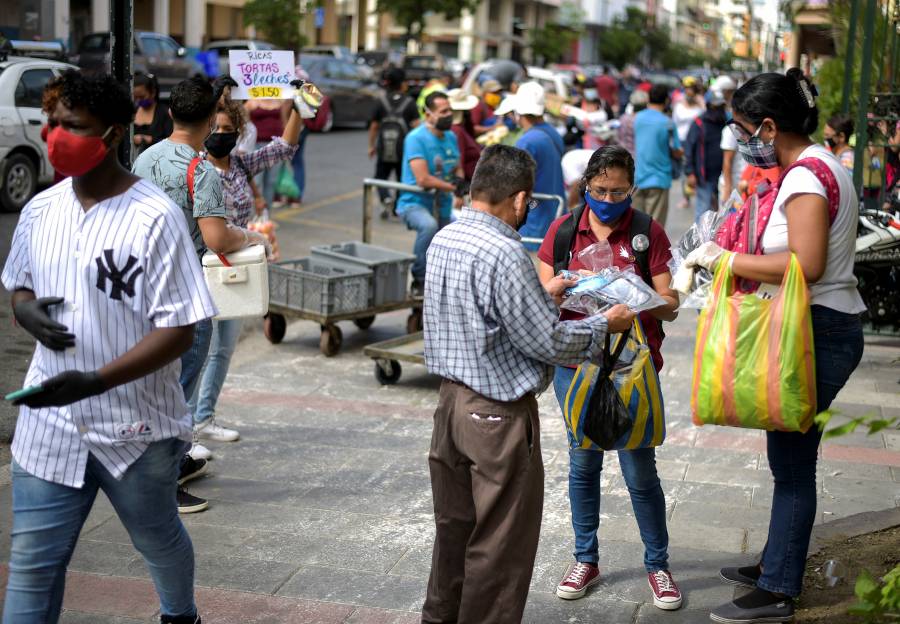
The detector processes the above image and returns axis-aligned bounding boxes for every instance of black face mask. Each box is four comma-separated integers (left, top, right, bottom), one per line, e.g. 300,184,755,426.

205,131,239,158
824,137,837,149
435,115,453,131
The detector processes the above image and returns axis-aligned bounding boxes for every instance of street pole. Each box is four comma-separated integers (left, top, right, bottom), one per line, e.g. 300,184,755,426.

843,0,861,115
110,0,134,169
853,0,878,194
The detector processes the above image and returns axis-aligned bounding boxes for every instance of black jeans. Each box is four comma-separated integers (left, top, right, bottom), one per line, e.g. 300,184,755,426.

374,159,401,204
757,304,864,596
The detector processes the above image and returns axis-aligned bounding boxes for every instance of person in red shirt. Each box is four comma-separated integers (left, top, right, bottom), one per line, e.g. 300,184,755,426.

535,145,682,611
447,89,482,180
593,67,620,115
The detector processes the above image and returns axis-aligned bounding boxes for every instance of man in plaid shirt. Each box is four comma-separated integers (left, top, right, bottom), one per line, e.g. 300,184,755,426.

422,144,635,623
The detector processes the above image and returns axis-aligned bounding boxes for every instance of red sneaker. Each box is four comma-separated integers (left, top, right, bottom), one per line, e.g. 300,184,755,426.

556,562,601,600
648,570,683,610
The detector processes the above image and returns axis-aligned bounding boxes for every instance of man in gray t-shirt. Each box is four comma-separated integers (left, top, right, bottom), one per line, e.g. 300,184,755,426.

132,77,267,514
133,139,226,258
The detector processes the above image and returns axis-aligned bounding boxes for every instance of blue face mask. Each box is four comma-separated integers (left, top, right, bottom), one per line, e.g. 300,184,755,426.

584,191,632,223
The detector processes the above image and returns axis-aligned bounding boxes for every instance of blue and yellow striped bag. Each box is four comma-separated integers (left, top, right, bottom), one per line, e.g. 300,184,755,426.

563,319,666,451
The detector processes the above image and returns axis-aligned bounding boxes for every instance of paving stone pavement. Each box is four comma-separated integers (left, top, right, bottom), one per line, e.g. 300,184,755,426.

1,205,898,623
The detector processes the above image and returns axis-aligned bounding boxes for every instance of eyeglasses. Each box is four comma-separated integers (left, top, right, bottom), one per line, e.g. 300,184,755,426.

727,120,761,144
587,187,632,201
510,190,539,210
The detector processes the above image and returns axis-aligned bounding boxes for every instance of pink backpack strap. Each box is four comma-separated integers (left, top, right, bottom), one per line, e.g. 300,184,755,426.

774,157,840,224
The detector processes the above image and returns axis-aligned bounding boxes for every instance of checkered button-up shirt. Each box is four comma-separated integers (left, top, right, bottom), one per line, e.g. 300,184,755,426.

424,208,610,402
219,137,298,227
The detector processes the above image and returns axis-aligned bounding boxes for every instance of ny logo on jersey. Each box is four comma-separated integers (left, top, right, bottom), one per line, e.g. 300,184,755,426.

95,250,144,301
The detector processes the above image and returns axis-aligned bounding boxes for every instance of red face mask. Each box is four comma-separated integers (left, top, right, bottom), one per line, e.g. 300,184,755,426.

47,125,113,177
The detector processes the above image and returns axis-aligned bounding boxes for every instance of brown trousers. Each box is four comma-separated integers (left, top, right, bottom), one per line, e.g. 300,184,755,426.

633,187,669,226
421,380,544,624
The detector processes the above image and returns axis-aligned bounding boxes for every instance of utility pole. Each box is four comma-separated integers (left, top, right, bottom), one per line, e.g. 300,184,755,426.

110,0,134,169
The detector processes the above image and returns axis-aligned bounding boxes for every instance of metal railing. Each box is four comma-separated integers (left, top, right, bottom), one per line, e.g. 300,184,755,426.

361,178,567,247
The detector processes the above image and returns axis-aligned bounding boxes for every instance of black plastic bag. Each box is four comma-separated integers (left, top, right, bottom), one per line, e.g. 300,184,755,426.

582,331,634,450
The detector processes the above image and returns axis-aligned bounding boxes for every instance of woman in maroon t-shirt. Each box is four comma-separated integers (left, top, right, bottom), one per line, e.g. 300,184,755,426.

536,146,683,610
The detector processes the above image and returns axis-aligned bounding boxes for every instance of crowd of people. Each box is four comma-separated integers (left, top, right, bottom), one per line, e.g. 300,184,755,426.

0,62,868,624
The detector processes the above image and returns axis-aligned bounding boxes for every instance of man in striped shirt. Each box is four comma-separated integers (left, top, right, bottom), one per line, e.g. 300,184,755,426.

2,72,214,624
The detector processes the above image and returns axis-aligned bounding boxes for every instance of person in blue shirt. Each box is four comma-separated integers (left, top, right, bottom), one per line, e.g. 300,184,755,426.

495,82,566,249
633,84,683,226
396,91,463,294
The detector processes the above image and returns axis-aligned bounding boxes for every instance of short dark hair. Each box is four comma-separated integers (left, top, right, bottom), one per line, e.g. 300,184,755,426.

732,68,819,136
382,66,405,90
649,84,669,105
170,76,217,124
133,71,159,100
47,70,134,127
827,114,854,141
424,91,448,112
470,144,536,204
582,145,635,187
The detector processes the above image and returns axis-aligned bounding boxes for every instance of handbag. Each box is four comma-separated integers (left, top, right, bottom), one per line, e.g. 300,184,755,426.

691,253,816,432
563,319,667,451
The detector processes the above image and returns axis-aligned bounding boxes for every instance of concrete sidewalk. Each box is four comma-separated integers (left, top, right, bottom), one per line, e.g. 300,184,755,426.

1,204,898,623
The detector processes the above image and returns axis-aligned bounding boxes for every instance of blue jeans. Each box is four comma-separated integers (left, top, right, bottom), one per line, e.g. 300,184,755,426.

179,318,213,405
254,141,277,206
401,206,451,283
188,318,242,425
552,366,670,572
291,127,309,200
694,180,718,222
2,439,196,623
757,305,864,596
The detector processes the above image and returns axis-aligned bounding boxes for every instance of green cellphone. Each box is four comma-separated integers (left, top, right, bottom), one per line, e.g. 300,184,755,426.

5,385,43,402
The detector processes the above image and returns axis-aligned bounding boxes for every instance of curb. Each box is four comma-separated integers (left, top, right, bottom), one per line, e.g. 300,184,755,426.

807,506,900,558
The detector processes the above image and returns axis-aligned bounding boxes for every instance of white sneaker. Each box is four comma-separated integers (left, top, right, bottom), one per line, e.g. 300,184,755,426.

189,442,213,461
195,418,240,442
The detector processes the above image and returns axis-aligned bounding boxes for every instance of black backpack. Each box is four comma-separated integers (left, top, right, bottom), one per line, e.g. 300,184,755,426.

552,205,664,336
377,93,411,164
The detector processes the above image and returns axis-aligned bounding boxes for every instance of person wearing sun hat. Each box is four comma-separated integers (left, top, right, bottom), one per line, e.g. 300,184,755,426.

447,88,483,180
471,77,503,136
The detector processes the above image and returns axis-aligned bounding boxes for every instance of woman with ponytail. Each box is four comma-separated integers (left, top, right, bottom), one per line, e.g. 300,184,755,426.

684,68,867,624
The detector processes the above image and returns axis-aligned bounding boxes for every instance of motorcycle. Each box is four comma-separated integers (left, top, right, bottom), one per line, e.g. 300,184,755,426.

854,186,900,332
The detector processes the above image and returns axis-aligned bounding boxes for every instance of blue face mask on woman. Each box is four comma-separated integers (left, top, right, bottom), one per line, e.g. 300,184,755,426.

584,191,632,223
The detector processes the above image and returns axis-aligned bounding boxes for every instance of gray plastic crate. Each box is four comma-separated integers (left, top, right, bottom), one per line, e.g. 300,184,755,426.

269,257,371,316
310,241,415,306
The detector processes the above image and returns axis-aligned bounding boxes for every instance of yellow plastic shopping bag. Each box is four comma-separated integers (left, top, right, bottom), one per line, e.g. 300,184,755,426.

563,319,666,451
691,253,817,432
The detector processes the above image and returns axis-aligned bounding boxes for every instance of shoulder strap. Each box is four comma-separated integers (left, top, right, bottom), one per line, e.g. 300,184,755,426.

777,157,840,224
553,204,585,274
628,209,654,289
187,156,202,203
234,154,250,179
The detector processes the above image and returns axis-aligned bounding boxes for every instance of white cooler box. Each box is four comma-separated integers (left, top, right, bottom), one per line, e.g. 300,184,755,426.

202,245,269,320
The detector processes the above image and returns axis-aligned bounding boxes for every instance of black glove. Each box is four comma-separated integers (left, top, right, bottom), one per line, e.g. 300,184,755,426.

14,370,107,408
289,78,306,89
13,297,75,351
452,176,470,198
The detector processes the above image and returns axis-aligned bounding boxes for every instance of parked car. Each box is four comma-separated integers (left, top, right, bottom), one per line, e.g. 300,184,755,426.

301,45,356,62
0,54,77,211
403,54,445,94
72,31,204,99
204,39,274,78
460,59,527,93
299,54,379,131
355,49,404,72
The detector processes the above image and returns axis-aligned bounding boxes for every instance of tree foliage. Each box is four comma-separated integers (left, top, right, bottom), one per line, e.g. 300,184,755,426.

376,0,480,45
529,2,586,64
243,0,306,51
598,7,707,70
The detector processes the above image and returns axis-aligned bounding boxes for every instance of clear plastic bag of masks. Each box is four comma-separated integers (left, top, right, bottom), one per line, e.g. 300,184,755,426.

560,267,667,316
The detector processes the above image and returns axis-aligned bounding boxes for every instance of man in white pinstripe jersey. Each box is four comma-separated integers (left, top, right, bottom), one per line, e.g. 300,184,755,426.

1,72,213,624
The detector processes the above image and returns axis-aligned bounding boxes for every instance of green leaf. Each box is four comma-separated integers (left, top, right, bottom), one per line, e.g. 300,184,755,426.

856,570,879,600
823,417,864,440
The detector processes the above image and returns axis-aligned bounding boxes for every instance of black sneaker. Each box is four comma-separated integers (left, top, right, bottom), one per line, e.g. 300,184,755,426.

178,456,208,485
160,614,201,624
720,565,761,589
710,596,794,623
176,487,209,514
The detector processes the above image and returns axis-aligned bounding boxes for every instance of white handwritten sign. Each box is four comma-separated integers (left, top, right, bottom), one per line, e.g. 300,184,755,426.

229,49,296,99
